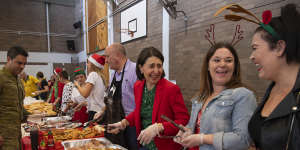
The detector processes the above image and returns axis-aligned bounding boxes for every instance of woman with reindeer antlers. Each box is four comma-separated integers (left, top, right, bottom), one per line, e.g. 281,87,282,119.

215,3,300,150
174,24,257,150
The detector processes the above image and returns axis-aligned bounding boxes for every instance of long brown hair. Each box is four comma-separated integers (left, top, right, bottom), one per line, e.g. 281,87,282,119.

89,63,109,88
197,42,244,101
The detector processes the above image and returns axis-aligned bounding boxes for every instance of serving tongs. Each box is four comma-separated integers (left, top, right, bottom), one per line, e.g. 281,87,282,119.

83,117,102,128
161,115,188,150
161,115,186,132
156,115,186,139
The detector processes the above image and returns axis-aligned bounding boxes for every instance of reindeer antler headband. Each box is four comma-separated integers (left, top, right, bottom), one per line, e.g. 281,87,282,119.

214,4,281,40
205,24,244,46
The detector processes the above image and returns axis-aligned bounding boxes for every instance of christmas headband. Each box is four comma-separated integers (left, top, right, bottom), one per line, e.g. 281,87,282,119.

214,3,281,40
205,24,244,46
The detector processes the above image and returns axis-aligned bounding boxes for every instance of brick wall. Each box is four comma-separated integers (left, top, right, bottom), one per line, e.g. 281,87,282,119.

1,0,299,107
113,0,300,108
113,0,163,61
0,0,84,79
0,0,79,53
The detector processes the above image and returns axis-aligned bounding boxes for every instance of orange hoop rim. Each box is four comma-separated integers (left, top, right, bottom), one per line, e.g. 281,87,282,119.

119,29,134,37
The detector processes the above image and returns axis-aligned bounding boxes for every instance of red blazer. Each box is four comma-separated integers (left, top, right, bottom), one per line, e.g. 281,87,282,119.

126,78,190,150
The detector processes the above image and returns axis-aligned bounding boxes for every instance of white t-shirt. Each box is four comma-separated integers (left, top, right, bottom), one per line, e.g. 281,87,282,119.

85,72,105,112
71,87,86,104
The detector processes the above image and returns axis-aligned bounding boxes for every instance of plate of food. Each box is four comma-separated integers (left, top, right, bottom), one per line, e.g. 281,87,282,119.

107,144,127,150
61,137,114,150
51,125,105,142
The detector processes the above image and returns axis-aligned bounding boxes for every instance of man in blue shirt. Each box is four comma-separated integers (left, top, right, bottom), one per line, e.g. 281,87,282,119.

104,43,138,150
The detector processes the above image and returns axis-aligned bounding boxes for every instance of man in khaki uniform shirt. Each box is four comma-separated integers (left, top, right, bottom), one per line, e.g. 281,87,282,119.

0,46,29,150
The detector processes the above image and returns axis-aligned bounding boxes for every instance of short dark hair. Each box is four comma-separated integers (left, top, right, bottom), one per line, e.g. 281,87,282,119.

7,46,28,59
254,3,300,64
136,47,165,80
36,71,44,78
61,70,69,80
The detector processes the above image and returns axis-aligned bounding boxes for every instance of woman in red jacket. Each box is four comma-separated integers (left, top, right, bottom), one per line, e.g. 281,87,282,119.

108,47,190,150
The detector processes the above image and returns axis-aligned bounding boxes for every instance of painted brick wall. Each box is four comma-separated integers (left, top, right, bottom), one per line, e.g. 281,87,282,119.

0,0,79,53
113,0,163,61
113,0,300,109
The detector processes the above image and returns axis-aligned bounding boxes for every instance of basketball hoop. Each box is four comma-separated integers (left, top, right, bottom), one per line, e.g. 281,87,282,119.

119,29,134,37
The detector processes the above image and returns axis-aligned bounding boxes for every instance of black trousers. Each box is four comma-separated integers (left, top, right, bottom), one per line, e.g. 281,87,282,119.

125,126,139,150
88,111,97,121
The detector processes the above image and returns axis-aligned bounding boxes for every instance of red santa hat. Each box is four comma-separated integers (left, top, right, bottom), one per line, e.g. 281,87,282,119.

88,54,105,69
54,67,62,75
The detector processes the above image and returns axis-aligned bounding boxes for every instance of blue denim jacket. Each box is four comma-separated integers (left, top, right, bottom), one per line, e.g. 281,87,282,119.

187,87,257,150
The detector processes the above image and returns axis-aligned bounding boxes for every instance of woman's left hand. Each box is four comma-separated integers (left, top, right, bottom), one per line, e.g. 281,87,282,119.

174,125,192,144
180,134,202,148
73,103,82,112
137,123,162,145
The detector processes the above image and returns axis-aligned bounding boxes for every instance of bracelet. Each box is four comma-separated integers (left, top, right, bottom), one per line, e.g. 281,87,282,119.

200,133,204,145
156,123,164,136
157,123,164,132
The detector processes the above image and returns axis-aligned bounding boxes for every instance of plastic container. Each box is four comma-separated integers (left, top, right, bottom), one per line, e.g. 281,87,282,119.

61,137,127,150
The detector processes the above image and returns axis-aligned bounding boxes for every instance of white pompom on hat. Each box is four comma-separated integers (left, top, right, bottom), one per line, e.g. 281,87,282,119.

88,54,105,69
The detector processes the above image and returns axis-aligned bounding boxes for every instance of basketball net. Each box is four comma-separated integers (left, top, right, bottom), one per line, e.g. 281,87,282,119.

119,29,134,37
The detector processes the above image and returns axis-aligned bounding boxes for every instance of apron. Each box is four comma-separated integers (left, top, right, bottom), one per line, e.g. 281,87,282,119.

99,61,127,147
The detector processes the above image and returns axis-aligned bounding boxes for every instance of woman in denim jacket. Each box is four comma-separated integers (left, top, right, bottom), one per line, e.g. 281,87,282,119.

175,42,257,150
